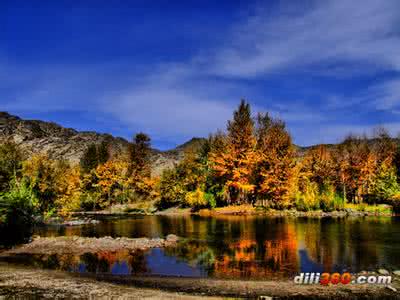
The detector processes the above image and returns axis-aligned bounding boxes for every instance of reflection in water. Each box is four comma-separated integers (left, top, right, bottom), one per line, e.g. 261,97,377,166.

29,215,400,279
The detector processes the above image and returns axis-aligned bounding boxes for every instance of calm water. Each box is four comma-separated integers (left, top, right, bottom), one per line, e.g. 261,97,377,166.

21,215,400,279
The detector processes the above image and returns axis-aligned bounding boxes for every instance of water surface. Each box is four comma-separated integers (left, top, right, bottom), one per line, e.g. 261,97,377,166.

28,215,400,279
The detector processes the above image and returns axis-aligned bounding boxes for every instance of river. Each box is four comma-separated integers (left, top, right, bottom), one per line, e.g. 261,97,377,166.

24,215,400,279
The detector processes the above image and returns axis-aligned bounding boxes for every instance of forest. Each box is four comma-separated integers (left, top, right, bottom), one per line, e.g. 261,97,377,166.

1,100,400,232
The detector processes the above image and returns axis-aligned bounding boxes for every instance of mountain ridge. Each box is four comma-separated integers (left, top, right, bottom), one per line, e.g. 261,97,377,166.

0,111,202,175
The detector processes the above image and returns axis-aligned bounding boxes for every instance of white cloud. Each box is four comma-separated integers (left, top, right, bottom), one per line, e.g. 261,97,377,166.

101,64,238,141
210,0,400,77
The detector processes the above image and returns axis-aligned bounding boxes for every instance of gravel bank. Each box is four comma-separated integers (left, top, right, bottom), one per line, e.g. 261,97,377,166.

0,263,399,299
1,235,179,255
0,262,222,299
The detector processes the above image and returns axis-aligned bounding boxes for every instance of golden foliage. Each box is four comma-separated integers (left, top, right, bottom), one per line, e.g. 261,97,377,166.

55,165,82,216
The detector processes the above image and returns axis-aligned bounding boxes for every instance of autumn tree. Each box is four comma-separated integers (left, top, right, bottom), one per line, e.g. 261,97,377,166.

302,145,336,188
95,160,129,208
333,135,381,203
254,113,294,206
210,100,256,204
55,165,82,216
372,127,397,167
22,154,57,213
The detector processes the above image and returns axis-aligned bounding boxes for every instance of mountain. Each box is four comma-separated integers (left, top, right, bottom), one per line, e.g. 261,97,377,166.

0,112,204,175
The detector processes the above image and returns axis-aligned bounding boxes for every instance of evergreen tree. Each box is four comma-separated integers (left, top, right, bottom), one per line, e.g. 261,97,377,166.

129,133,151,177
80,144,99,173
97,140,110,165
128,133,153,197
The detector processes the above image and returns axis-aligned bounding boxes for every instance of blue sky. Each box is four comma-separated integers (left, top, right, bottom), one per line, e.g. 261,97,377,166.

1,0,400,150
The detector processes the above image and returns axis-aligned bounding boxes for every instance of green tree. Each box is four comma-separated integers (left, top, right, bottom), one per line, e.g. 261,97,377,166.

157,167,186,209
97,139,110,165
0,142,24,192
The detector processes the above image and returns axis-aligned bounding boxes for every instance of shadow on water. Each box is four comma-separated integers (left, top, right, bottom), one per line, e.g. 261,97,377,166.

4,215,400,279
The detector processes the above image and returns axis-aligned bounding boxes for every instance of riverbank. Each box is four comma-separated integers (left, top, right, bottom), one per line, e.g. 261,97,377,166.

0,262,222,299
67,203,395,220
196,204,394,218
0,262,398,299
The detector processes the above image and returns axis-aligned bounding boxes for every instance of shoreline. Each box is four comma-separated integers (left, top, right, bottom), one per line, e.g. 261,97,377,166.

0,262,398,299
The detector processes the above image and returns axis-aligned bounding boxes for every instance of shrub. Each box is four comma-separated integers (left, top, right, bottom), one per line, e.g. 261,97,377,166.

319,185,345,212
0,180,38,246
79,192,101,211
204,192,216,209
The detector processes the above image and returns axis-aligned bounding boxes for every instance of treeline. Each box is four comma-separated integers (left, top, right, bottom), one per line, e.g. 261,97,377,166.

1,100,400,227
0,131,156,235
158,100,400,212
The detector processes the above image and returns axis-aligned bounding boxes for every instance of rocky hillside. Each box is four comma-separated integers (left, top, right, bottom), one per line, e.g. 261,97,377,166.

0,112,204,175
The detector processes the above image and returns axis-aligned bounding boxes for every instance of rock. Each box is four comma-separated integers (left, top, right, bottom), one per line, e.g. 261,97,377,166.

378,269,390,275
393,270,400,276
166,234,179,243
